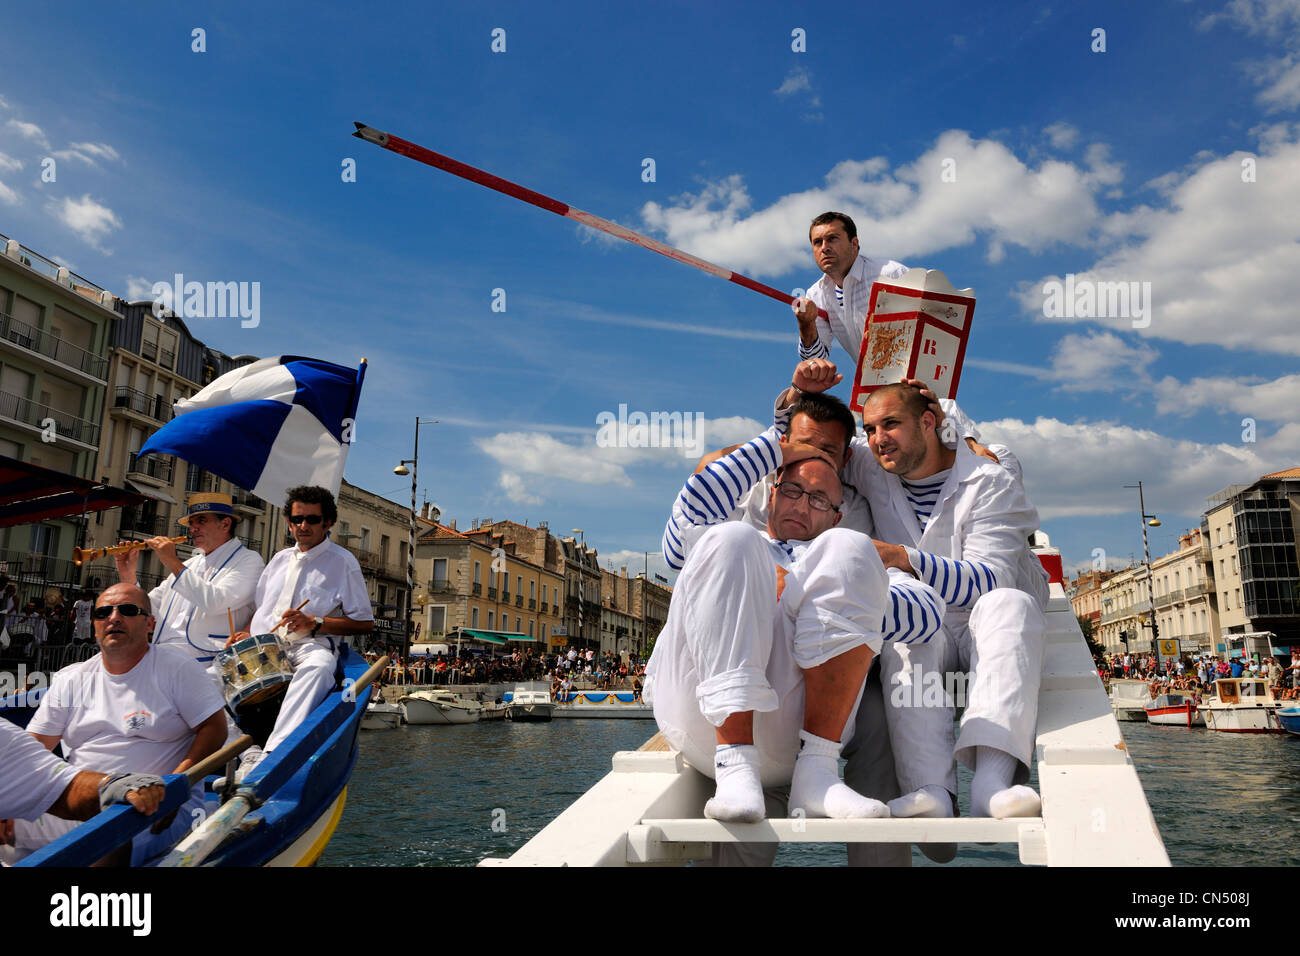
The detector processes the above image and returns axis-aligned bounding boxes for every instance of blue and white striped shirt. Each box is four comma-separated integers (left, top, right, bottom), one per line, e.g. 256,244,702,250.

906,548,1002,609
900,470,949,530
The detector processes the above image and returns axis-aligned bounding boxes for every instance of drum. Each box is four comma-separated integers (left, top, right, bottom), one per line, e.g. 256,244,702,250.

216,633,295,709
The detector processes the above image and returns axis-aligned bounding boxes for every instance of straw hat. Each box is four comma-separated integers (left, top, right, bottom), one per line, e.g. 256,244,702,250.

177,492,242,527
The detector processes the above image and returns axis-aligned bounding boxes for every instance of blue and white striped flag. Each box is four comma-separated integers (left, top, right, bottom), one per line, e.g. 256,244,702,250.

139,355,365,503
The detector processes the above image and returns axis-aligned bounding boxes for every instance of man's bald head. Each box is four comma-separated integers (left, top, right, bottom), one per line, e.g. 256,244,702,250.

98,582,151,615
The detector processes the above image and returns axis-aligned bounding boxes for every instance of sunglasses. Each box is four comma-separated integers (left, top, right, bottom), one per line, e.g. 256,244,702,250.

287,514,324,525
92,603,147,620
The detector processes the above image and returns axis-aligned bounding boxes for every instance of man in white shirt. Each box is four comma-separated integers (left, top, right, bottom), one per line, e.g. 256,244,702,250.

231,485,373,778
0,717,167,858
71,592,94,643
115,492,264,667
793,211,908,363
10,583,226,865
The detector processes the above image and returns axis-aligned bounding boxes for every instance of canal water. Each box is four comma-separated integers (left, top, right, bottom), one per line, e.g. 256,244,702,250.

323,719,1300,867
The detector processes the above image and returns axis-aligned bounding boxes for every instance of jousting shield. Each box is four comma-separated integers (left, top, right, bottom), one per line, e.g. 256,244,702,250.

849,268,975,412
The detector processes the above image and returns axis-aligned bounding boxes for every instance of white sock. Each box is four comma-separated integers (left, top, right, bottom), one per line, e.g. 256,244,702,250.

704,744,765,823
970,747,1038,817
888,784,953,819
789,731,889,819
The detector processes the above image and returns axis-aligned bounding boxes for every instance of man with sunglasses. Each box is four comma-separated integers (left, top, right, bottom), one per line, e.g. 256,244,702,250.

6,583,225,864
115,491,264,668
231,485,372,779
646,406,943,849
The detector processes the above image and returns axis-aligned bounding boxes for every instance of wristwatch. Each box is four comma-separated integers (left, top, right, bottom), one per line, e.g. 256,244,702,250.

311,615,324,636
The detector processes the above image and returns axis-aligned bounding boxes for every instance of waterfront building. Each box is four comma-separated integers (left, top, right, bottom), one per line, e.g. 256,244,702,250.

560,535,602,649
415,516,564,652
0,233,119,597
1204,469,1300,658
1094,565,1155,656
600,566,646,657
336,479,412,646
79,299,284,594
629,572,671,654
1068,568,1117,642
1147,528,1218,657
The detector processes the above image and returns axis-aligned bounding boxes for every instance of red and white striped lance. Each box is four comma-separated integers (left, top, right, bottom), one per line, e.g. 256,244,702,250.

352,122,828,321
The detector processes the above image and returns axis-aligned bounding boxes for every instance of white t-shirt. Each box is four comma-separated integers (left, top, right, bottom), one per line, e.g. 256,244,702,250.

0,717,79,821
27,646,225,780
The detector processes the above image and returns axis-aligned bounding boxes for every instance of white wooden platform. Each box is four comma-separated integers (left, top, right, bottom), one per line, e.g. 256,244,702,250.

482,585,1170,867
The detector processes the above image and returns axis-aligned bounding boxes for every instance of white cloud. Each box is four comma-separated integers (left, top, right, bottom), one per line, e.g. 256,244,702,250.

1049,330,1159,391
5,119,49,148
476,432,635,488
558,298,789,344
50,193,122,248
499,472,543,506
640,129,1112,278
0,180,18,206
978,415,1300,522
1022,129,1300,355
1201,0,1300,109
124,275,158,301
1153,372,1300,420
0,152,20,173
1044,122,1079,150
600,549,675,584
0,95,10,111
53,141,121,166
775,68,812,97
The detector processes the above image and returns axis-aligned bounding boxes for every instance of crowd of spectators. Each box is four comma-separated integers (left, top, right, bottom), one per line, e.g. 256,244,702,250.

1095,651,1300,700
0,579,96,656
367,644,648,698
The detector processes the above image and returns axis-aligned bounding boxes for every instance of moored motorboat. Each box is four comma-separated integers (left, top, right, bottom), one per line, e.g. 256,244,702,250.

1278,704,1300,737
1198,678,1284,734
401,689,482,725
1144,692,1203,727
1108,678,1151,722
507,682,553,722
362,697,405,729
479,698,510,721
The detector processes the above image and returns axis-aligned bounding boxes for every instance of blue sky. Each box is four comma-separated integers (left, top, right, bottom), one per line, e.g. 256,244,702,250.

3,0,1299,579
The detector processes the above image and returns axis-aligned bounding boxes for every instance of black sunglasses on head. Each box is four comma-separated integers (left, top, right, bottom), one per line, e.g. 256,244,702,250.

287,514,324,525
92,603,147,620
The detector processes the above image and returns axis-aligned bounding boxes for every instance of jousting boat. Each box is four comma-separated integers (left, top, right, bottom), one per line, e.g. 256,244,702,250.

1144,692,1204,728
1,647,383,867
552,690,653,719
481,541,1170,867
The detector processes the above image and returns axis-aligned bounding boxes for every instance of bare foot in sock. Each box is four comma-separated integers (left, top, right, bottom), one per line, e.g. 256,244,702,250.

704,744,765,823
789,732,889,819
988,785,1041,818
888,785,951,818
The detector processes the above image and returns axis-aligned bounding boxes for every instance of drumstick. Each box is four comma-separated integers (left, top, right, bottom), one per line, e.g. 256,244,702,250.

276,599,312,636
227,609,235,641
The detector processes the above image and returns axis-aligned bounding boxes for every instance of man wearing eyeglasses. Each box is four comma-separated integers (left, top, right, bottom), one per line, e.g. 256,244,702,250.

230,485,373,779
646,402,943,843
5,583,226,864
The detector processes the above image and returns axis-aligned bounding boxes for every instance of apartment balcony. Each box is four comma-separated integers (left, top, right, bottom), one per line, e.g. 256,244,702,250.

488,587,498,599
471,583,482,596
0,548,77,587
0,309,108,383
126,452,174,485
345,545,380,570
529,598,536,610
540,602,548,613
111,386,170,424
237,533,260,553
229,488,263,513
515,594,523,607
0,390,99,448
431,577,452,592
119,512,171,538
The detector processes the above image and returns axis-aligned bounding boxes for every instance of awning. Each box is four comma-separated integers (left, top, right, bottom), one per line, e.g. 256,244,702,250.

124,479,178,506
458,628,537,645
0,455,148,527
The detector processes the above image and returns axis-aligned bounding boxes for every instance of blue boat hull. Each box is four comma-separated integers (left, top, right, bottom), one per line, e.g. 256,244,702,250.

1279,707,1300,737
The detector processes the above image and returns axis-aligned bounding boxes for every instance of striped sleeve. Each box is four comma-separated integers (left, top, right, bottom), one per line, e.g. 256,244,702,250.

662,427,782,572
881,570,944,644
906,547,1004,608
798,335,830,361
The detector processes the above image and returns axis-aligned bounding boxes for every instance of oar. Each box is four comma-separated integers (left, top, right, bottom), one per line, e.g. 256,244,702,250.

157,654,390,867
352,122,828,320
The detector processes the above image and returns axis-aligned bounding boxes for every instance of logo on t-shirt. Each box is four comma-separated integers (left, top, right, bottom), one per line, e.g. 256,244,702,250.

123,710,153,733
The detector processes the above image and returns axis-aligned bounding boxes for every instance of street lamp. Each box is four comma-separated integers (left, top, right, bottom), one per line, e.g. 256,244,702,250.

1123,481,1161,657
571,529,586,647
394,417,437,665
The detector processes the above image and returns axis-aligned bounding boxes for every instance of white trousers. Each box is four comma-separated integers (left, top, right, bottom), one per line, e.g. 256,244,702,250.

264,637,338,753
645,522,886,787
870,587,1046,796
